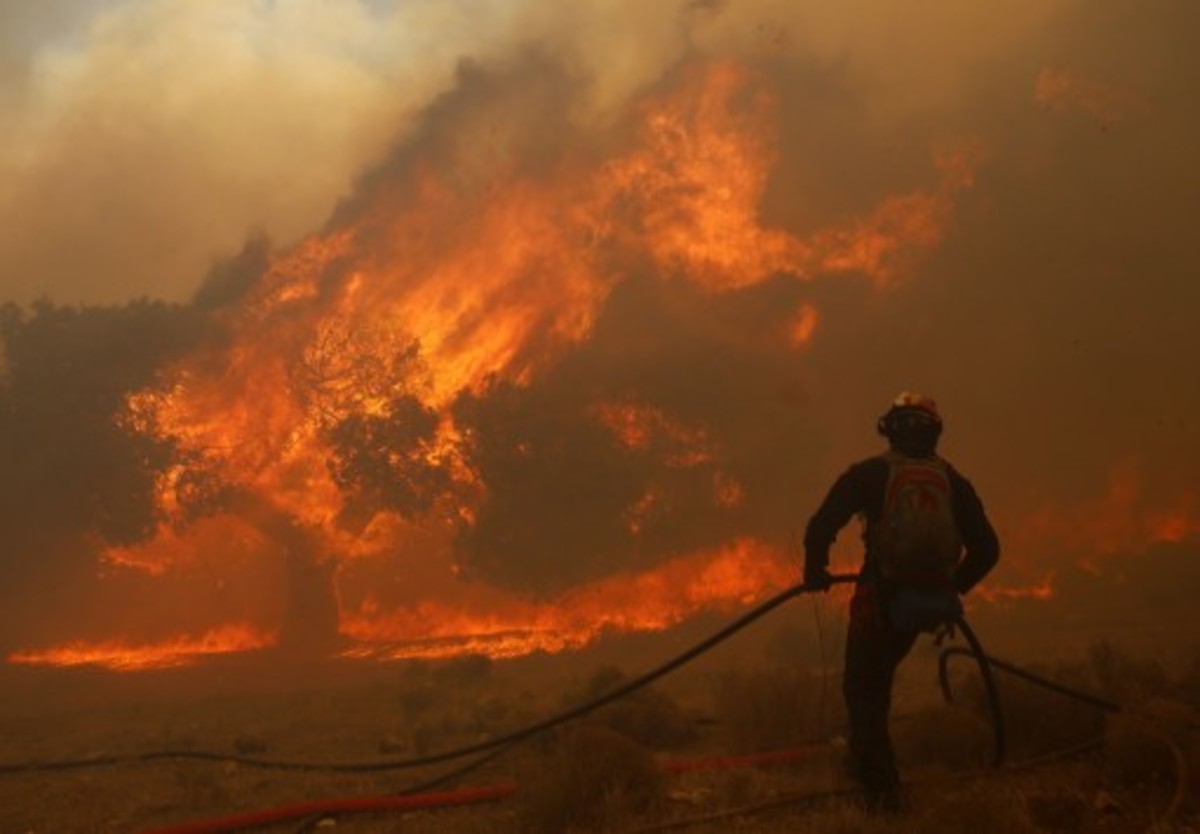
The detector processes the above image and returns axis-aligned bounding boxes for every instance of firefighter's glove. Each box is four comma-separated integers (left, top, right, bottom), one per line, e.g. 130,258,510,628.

804,565,833,592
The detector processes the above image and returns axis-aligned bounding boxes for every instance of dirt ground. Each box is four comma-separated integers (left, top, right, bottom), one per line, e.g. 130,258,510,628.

2,611,1198,833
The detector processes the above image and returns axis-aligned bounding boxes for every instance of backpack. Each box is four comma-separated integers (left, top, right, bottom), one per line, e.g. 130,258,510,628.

871,452,962,590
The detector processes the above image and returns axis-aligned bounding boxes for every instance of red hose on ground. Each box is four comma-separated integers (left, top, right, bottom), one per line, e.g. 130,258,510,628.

138,785,517,834
138,743,826,834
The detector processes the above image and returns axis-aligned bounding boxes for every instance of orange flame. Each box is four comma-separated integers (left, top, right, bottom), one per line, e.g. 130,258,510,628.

124,62,972,543
16,61,978,668
594,401,714,466
1015,464,1200,561
812,145,981,283
7,625,275,672
339,539,793,661
991,464,1200,601
973,576,1056,605
788,304,819,347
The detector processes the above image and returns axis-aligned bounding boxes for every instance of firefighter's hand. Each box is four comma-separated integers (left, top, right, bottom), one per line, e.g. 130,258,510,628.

803,565,833,592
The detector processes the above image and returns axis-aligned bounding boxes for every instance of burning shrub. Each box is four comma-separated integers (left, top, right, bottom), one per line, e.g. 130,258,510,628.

515,725,665,833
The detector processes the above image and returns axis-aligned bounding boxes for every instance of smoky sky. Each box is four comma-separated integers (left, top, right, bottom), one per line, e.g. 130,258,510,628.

1,0,1199,648
0,0,1113,304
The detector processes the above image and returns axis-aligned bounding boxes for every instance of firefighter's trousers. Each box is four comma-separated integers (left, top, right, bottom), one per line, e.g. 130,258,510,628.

843,582,918,796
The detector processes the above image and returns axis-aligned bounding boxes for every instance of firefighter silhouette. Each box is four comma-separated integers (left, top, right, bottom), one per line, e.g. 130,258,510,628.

802,393,999,811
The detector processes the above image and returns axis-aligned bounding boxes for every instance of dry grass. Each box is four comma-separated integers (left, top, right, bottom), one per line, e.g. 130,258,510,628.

1103,698,1200,823
947,653,1107,761
514,725,665,833
430,653,495,688
4,640,1200,832
657,780,1056,834
1178,648,1200,707
1087,640,1170,704
381,657,542,756
708,666,840,753
561,665,699,751
937,641,1198,766
893,703,993,771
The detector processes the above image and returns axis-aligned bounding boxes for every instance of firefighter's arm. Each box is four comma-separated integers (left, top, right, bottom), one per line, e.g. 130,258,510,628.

803,464,868,588
949,472,1000,594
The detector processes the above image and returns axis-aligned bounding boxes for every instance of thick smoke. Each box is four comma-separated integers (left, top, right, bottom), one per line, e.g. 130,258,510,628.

2,0,1069,305
0,1,508,303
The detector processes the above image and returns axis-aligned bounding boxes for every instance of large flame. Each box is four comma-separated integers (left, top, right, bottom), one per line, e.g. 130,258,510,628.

341,539,792,661
9,62,977,671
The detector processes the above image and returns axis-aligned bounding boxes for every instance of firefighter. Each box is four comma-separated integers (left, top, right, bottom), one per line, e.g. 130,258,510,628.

803,392,999,811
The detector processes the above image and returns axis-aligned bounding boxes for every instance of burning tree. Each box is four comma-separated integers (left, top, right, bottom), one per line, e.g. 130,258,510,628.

5,58,976,670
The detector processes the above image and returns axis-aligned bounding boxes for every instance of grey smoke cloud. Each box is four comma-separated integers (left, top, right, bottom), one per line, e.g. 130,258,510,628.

0,0,1071,304
0,1,512,303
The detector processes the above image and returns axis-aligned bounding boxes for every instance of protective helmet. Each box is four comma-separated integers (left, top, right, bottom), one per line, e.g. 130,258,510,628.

877,391,943,453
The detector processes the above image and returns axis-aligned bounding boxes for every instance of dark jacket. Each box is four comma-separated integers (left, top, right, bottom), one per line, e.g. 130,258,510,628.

803,453,999,594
